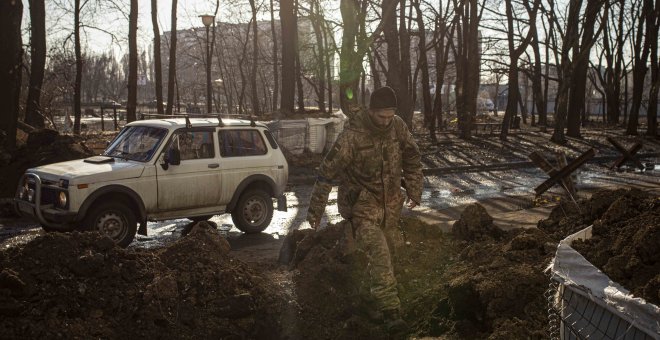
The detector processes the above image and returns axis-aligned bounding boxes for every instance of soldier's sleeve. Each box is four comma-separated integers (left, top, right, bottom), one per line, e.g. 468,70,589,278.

306,132,353,226
399,123,423,204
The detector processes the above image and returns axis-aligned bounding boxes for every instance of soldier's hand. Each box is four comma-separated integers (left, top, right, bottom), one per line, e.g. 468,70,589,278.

405,194,418,209
306,212,321,230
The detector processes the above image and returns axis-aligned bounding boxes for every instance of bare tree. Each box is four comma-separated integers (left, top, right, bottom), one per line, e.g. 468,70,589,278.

0,0,22,150
270,0,279,111
647,0,659,137
383,0,410,125
151,0,164,115
249,0,260,115
566,0,606,137
431,1,456,135
126,0,137,123
413,0,432,137
280,0,296,115
500,0,539,140
626,0,652,135
452,0,482,139
550,0,581,144
166,0,178,115
25,0,46,128
73,0,83,134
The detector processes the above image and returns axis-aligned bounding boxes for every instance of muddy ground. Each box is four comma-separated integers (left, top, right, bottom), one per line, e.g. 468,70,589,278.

0,222,288,339
2,188,655,339
0,118,659,339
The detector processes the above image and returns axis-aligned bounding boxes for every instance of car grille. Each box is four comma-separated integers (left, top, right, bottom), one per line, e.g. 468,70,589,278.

25,182,59,205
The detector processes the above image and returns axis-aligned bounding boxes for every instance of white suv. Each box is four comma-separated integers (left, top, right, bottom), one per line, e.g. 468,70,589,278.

14,117,289,247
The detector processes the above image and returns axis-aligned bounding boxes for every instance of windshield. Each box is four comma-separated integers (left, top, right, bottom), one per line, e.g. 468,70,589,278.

104,126,168,162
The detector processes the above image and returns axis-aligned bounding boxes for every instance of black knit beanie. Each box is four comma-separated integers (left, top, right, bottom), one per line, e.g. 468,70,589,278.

369,86,398,109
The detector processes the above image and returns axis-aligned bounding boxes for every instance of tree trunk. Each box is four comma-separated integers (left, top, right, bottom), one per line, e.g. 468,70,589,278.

295,49,305,112
323,23,333,112
0,0,22,149
270,0,279,112
647,0,659,137
627,0,652,135
127,0,138,123
531,15,546,127
249,0,260,115
383,0,411,125
567,0,604,138
166,0,177,115
398,0,413,126
311,0,326,112
413,0,432,138
454,0,481,139
151,0,164,115
73,0,82,134
501,0,538,139
339,0,360,114
551,0,582,144
280,0,296,115
26,0,45,129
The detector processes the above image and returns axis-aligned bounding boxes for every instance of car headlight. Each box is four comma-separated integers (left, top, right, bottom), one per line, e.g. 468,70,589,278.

58,192,68,208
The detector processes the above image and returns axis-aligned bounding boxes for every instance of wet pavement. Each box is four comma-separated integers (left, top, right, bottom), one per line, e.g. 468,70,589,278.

1,163,658,251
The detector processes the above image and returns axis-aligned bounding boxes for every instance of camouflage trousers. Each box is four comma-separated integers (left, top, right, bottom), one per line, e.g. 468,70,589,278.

349,203,404,313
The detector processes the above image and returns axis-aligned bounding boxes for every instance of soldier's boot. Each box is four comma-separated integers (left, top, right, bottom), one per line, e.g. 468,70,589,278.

382,308,408,337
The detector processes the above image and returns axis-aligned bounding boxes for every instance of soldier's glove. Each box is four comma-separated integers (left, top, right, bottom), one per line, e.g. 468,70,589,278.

405,193,419,209
306,209,322,230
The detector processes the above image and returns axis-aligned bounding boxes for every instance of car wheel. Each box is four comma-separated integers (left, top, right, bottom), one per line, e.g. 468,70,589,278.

231,189,273,234
83,202,137,247
188,215,214,222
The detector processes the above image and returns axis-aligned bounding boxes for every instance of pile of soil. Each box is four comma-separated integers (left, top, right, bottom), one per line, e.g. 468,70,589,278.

0,222,287,339
571,189,660,306
281,208,558,339
284,192,656,339
0,129,96,200
438,204,555,339
538,188,630,240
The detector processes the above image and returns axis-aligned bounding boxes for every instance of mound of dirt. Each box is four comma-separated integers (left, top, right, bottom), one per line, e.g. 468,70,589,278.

436,204,556,339
571,189,660,306
0,222,287,339
281,218,453,338
282,208,560,339
538,188,629,240
0,129,95,200
451,203,503,241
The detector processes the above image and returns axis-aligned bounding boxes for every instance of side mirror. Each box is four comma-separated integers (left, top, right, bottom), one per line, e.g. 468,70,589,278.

167,148,181,165
161,148,180,170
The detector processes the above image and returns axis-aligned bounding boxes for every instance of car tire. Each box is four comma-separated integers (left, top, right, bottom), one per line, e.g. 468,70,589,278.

83,202,137,247
188,215,214,222
231,189,273,234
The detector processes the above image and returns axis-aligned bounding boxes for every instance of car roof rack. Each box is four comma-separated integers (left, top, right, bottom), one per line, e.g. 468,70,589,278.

140,113,257,128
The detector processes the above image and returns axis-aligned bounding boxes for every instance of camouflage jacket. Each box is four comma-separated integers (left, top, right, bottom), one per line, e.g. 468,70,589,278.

307,108,423,227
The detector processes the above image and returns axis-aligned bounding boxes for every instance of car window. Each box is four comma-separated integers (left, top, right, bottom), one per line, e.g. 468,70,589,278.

218,129,268,157
104,126,167,162
166,130,215,160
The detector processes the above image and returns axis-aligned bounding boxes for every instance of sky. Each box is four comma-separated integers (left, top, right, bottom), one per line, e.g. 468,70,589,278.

21,0,261,55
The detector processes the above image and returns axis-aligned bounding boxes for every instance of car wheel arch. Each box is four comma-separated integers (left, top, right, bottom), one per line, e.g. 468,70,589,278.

227,175,276,213
78,185,147,232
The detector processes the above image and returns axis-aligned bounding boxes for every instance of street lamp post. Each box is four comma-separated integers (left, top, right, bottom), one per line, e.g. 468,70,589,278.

200,14,215,114
214,78,223,112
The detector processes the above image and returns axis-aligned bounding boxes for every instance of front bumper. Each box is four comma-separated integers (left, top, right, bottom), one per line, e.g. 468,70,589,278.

15,173,77,231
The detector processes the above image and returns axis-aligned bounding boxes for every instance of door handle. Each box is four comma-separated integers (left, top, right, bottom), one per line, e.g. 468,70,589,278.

208,163,219,168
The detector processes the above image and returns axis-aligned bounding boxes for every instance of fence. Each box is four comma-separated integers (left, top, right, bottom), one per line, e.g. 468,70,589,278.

267,111,347,155
547,227,660,340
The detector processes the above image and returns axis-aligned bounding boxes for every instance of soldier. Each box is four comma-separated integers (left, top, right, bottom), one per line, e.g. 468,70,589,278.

306,86,423,335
